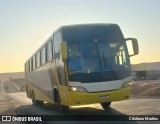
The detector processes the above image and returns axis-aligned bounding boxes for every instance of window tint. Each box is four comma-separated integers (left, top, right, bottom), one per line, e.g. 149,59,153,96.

46,41,52,62
54,32,61,60
52,39,54,59
36,52,40,68
29,59,33,72
41,47,46,65
54,32,67,85
33,56,36,70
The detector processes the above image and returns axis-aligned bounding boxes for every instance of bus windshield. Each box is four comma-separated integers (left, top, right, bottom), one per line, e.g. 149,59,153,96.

62,25,131,83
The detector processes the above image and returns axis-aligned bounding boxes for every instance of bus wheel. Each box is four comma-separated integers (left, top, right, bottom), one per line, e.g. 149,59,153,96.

56,92,69,113
100,102,111,110
31,91,44,106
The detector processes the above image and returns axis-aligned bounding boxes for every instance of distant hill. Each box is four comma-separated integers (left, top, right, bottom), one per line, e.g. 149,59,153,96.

0,72,25,81
132,62,160,71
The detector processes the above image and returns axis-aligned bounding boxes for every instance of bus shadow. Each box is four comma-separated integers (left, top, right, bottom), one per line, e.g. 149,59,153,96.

43,103,128,115
1,102,129,115
1,103,139,124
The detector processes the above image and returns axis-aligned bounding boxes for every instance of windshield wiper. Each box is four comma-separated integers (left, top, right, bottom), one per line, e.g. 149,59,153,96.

102,51,117,79
102,51,106,69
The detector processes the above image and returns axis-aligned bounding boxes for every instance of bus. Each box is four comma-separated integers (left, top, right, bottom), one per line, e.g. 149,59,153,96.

25,24,139,112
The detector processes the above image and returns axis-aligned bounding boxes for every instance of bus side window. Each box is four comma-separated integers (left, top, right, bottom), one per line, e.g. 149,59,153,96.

51,39,54,60
46,41,52,62
33,56,36,70
54,32,67,85
36,52,40,68
41,47,46,65
54,33,61,61
29,59,33,72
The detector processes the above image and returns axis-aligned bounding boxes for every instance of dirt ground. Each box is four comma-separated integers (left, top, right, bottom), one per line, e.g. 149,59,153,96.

132,80,160,97
3,79,26,93
0,79,160,124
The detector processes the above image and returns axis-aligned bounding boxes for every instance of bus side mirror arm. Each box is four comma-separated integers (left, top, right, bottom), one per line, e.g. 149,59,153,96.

125,38,139,57
61,41,68,61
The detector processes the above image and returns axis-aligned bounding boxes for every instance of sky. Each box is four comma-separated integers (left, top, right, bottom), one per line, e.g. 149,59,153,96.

0,0,160,73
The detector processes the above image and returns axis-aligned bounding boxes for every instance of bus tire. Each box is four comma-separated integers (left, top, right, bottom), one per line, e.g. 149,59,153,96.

100,102,111,110
55,91,69,113
31,90,44,106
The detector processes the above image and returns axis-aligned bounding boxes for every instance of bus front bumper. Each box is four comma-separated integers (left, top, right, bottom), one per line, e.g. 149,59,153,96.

68,86,131,106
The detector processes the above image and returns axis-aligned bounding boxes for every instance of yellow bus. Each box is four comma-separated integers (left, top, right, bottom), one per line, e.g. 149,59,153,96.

25,24,139,112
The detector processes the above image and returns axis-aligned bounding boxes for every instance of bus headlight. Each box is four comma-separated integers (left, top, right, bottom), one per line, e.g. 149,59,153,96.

69,86,86,92
122,81,133,88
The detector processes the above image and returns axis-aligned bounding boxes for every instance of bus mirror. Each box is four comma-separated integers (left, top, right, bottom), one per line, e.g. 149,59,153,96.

125,38,139,57
61,41,67,60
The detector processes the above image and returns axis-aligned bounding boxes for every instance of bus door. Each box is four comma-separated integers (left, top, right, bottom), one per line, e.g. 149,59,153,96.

53,31,69,105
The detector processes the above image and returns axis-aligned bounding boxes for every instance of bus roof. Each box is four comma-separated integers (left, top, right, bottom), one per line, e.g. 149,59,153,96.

61,23,119,30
